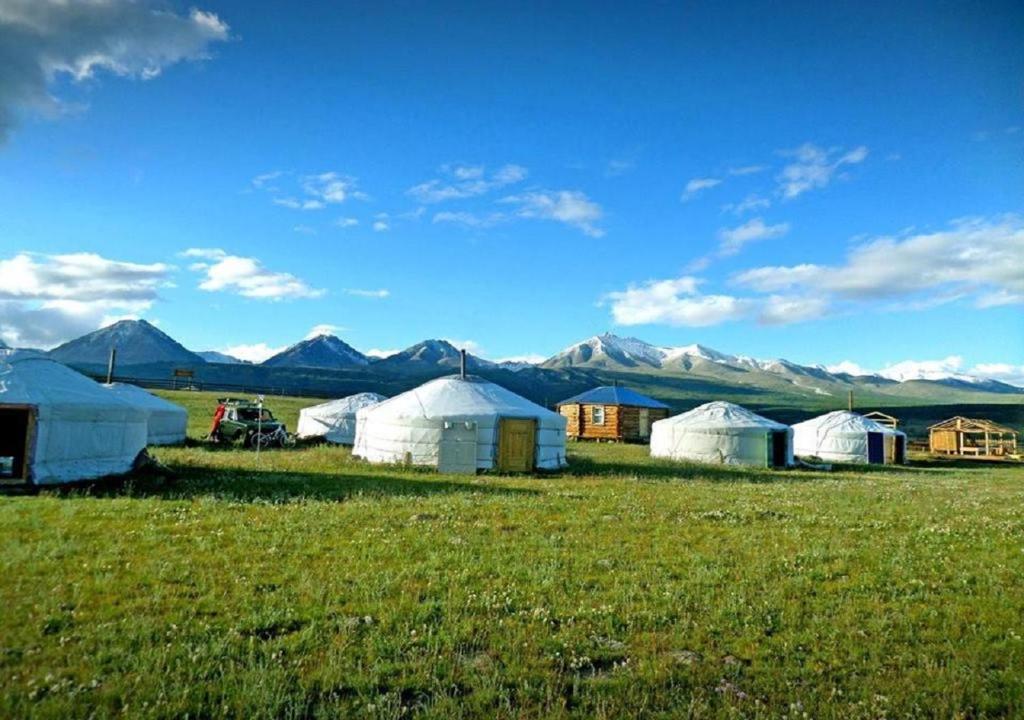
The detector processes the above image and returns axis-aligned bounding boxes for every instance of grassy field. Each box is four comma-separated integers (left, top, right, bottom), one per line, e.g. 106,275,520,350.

1,391,1023,718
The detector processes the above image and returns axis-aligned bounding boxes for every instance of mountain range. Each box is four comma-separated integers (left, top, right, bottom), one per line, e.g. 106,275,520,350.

30,321,1024,422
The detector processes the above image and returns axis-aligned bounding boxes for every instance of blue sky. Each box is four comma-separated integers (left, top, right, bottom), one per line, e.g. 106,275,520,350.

0,1,1022,380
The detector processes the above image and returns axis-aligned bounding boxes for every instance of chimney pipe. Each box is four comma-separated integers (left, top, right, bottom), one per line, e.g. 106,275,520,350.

848,390,854,412
460,348,467,379
106,348,117,384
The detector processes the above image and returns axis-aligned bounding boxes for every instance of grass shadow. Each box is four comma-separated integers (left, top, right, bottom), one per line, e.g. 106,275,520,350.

560,453,819,484
40,463,541,503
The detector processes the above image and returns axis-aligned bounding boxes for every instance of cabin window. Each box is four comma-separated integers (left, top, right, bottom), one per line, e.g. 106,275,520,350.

591,406,606,425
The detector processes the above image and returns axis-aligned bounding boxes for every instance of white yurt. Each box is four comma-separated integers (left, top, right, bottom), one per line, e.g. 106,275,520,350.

0,351,149,485
102,383,188,446
792,410,907,464
650,401,793,467
353,375,567,473
296,392,387,444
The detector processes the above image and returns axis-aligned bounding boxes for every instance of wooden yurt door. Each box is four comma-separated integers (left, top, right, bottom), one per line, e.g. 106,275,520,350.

497,418,536,473
770,431,789,467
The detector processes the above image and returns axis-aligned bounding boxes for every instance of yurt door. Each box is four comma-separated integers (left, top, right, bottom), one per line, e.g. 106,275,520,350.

770,431,789,467
638,409,651,438
0,406,32,485
497,418,536,473
438,421,478,474
894,435,907,465
867,432,885,463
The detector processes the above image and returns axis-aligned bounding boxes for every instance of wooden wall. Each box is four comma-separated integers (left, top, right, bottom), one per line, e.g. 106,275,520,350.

929,429,958,454
560,404,670,442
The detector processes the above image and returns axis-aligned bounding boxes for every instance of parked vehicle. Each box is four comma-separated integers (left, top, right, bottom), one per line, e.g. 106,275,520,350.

209,398,294,448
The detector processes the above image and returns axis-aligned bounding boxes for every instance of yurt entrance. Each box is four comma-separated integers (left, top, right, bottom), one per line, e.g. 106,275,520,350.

497,418,536,472
438,421,477,474
867,432,885,463
893,435,907,464
770,430,789,467
0,406,32,485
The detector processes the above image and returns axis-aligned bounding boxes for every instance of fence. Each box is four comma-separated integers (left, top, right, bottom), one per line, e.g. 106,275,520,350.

86,373,341,400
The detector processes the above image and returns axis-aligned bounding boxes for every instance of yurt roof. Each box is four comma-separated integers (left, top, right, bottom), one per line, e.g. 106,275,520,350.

659,401,787,430
793,410,903,436
366,375,559,421
305,392,387,415
0,351,139,411
102,382,187,415
557,385,669,409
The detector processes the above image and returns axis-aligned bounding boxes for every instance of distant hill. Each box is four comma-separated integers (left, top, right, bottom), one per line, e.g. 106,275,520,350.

197,351,248,365
372,339,492,375
49,320,204,366
262,334,369,369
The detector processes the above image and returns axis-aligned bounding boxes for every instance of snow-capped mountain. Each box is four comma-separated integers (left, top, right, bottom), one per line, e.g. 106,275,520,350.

261,334,369,369
372,339,493,374
197,350,248,364
49,319,204,366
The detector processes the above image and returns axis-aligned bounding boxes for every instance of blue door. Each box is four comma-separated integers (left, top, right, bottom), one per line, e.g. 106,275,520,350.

867,432,885,463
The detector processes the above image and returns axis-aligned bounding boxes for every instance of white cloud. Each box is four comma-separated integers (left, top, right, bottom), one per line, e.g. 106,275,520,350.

878,356,963,382
501,190,605,237
0,0,229,143
757,294,828,324
183,248,323,300
825,358,1024,387
970,363,1024,388
365,348,400,358
605,158,636,177
407,163,528,203
728,165,767,176
372,215,390,232
717,217,790,256
494,354,546,365
826,360,872,376
304,323,345,339
293,224,316,235
273,197,324,211
335,217,359,228
734,216,1024,309
443,338,484,355
302,172,360,204
432,210,506,228
680,177,721,201
344,288,390,299
0,251,171,347
722,193,771,215
219,342,286,363
252,171,284,189
776,142,868,199
603,276,750,327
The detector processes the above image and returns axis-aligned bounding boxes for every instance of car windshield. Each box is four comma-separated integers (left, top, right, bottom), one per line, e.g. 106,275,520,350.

236,408,273,422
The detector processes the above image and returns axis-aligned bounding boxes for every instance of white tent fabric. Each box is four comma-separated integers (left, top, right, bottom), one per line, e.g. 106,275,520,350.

0,351,148,484
353,375,567,470
297,392,387,444
650,401,793,467
102,383,188,445
792,411,907,464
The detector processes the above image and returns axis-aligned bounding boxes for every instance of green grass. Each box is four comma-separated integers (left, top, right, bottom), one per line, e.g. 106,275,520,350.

1,391,1023,718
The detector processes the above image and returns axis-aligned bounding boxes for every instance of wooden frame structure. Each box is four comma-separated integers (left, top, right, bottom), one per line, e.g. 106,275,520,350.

863,410,899,429
928,416,1018,458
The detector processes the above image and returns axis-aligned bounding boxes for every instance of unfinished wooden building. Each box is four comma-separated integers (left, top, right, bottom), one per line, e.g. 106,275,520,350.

557,386,670,442
928,416,1019,458
862,410,899,429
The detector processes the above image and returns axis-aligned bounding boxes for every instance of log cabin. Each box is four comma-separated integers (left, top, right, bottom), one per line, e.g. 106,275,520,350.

557,386,670,442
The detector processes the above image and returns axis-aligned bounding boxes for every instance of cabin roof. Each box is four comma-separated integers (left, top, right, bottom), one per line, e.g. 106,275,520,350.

557,386,669,409
928,416,1017,434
